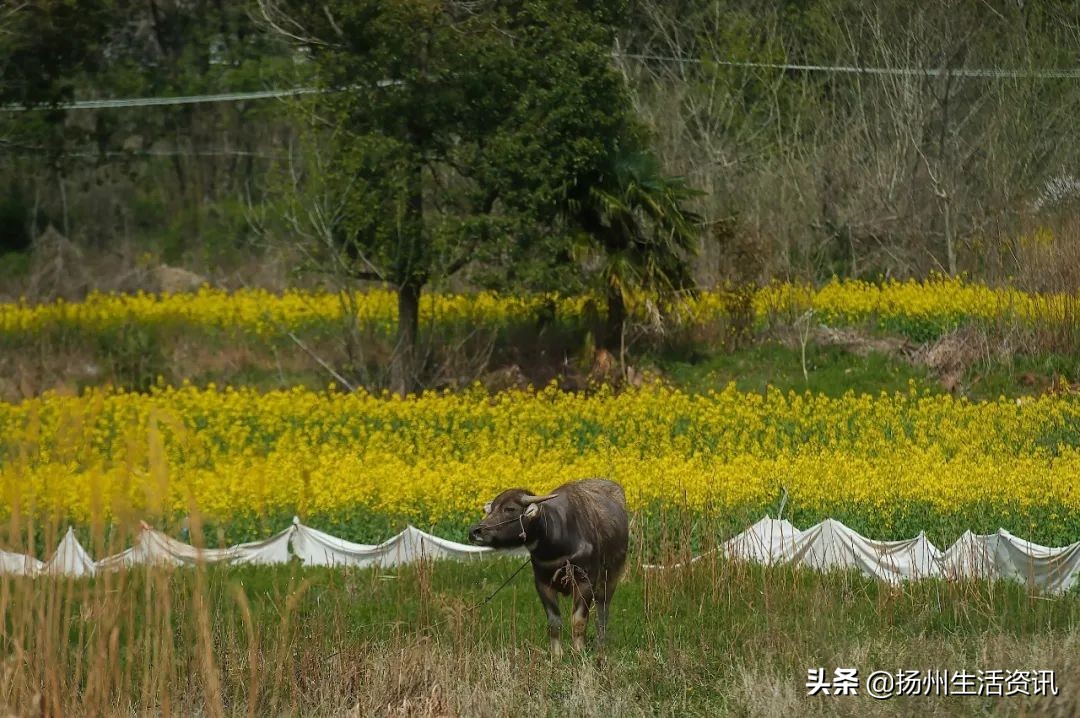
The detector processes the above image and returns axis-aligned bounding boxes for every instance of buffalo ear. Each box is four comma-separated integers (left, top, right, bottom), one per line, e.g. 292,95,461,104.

523,503,541,519
483,501,492,514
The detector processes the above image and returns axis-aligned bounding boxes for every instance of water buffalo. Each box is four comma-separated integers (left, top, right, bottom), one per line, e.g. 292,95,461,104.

468,478,629,656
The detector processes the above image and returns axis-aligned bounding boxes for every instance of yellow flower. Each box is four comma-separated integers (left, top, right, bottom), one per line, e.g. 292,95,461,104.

1,278,1074,338
0,383,1077,527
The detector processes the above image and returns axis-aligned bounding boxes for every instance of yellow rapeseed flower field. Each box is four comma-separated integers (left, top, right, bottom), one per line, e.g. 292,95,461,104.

0,276,1074,340
0,287,591,338
1,383,1078,543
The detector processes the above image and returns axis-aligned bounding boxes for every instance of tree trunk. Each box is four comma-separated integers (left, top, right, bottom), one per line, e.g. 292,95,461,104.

391,156,426,396
391,279,421,397
603,285,626,353
938,71,956,276
943,196,956,277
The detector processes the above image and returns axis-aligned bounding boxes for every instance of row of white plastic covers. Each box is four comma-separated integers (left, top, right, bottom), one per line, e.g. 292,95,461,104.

1,516,1076,593
0,518,525,579
644,517,1079,594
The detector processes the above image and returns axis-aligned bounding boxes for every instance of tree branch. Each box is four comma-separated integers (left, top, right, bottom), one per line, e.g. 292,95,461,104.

346,269,384,282
287,331,357,392
444,252,474,276
257,0,331,47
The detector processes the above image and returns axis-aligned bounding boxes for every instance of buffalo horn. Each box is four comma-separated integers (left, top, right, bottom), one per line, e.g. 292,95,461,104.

520,493,558,505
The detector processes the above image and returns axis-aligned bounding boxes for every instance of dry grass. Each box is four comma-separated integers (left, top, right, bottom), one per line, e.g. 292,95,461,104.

0,514,1075,717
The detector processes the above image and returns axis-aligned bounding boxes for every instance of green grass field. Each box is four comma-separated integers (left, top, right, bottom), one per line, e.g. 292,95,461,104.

1,556,1076,716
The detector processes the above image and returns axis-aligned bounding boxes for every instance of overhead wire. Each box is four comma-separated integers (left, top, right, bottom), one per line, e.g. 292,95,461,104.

2,54,1078,113
615,52,1080,79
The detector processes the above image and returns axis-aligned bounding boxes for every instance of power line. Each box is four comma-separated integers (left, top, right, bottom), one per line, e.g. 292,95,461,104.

0,86,323,111
2,55,1077,113
4,146,287,160
615,52,1080,79
0,80,402,112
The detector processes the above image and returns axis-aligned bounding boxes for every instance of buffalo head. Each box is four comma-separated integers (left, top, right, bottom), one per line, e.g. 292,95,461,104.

467,488,557,548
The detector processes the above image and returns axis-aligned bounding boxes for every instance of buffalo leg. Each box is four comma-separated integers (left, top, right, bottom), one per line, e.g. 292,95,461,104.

570,596,591,651
570,581,595,652
535,575,563,657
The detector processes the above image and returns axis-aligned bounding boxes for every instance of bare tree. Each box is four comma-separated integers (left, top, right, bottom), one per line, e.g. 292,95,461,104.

622,0,1080,286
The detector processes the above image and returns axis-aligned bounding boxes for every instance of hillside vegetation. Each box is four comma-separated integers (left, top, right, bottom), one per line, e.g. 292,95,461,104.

4,1,1080,295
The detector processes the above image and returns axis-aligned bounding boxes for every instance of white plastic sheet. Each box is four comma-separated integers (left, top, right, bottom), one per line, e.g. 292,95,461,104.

0,517,1074,593
41,527,97,577
645,517,1078,594
941,530,999,580
291,518,525,568
941,529,1080,594
786,519,943,583
722,517,803,564
94,522,236,569
230,527,295,565
641,518,804,570
993,529,1080,594
288,520,375,567
0,548,42,576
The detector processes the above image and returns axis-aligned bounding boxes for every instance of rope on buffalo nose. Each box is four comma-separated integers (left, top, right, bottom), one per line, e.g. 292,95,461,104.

321,555,533,662
413,557,533,638
481,512,530,541
356,509,541,650
474,556,532,609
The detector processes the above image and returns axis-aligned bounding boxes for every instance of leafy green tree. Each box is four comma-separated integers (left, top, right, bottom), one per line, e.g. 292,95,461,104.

262,0,636,394
1,1,294,256
567,146,702,352
0,1,113,247
82,0,294,253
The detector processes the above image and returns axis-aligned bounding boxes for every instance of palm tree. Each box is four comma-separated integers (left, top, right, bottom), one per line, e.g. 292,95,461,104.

568,148,703,353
